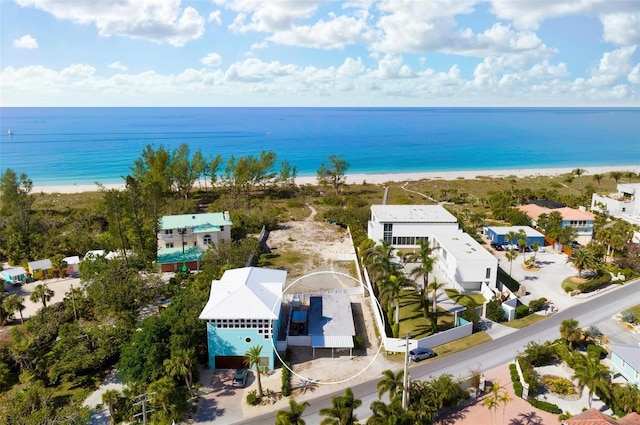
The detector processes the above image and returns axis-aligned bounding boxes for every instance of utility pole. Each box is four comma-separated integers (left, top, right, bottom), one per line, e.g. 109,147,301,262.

134,393,155,424
402,332,411,409
70,283,77,321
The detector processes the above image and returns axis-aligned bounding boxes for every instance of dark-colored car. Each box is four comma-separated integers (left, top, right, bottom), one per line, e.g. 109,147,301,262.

232,369,248,388
409,347,436,362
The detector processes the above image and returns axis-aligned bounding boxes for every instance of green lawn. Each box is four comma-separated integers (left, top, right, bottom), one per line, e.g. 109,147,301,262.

445,289,486,307
561,277,581,293
504,313,548,329
433,332,492,357
624,303,640,318
396,290,454,339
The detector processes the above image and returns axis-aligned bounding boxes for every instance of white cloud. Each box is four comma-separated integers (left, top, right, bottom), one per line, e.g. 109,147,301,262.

601,13,640,46
60,64,96,79
268,13,370,49
374,54,414,79
13,34,38,49
588,46,637,86
223,1,320,33
16,0,205,46
200,52,222,67
208,10,222,25
628,64,640,84
108,61,128,71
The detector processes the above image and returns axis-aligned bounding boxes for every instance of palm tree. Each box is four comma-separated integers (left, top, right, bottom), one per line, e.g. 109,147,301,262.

276,398,310,425
319,387,362,425
530,241,541,263
482,380,511,425
566,248,596,278
504,231,518,251
164,348,197,396
427,279,445,317
101,388,120,425
516,229,528,260
572,168,586,193
380,273,415,326
572,352,611,408
244,345,264,398
405,240,438,289
148,376,176,415
592,173,603,187
557,225,578,250
367,396,415,425
560,319,583,350
364,240,395,294
29,283,54,308
609,171,623,183
612,383,640,414
376,369,404,401
505,250,518,276
3,294,25,324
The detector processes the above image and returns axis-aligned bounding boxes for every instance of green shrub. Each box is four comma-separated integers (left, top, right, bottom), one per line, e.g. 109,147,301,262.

391,323,400,338
353,335,364,350
586,344,607,360
516,305,531,319
486,299,506,322
528,298,547,312
509,363,520,382
514,381,523,398
523,341,559,367
621,311,637,324
542,376,575,395
281,348,292,396
527,397,561,414
246,390,260,406
577,274,611,293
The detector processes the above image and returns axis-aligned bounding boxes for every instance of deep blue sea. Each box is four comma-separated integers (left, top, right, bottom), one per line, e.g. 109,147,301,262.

0,107,639,186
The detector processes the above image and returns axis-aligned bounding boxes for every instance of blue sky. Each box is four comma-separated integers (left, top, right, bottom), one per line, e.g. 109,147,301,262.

1,0,639,106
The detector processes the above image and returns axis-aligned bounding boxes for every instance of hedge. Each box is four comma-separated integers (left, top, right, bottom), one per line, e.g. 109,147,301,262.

514,381,523,398
516,305,531,319
577,274,612,293
528,397,561,414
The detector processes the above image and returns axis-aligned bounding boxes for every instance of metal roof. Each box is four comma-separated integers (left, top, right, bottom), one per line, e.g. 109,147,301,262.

308,294,356,339
28,259,52,270
371,205,457,223
311,335,354,349
199,267,286,320
160,212,232,231
156,247,203,264
610,343,640,373
486,226,544,238
63,256,81,265
1,267,27,278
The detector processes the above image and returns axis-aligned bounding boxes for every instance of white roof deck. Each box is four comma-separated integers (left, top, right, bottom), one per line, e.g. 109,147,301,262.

371,205,457,223
432,230,496,260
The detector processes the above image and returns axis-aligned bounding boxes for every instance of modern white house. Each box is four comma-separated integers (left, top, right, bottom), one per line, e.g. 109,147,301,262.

367,205,458,248
592,183,640,242
431,230,498,292
199,267,286,370
157,212,233,272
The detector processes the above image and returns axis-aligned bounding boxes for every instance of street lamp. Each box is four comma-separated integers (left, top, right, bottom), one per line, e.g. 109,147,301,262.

402,332,411,409
177,228,188,273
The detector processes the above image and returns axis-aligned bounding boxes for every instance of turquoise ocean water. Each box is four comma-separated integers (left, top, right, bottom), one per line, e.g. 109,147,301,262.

0,107,638,186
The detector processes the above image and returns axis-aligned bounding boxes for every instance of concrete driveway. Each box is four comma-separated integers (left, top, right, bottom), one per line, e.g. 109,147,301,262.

3,276,80,321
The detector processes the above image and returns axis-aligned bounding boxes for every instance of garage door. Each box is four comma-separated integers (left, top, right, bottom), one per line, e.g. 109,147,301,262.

214,356,246,369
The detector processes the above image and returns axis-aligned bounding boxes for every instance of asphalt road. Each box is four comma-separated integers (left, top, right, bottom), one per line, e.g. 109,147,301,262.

236,279,640,424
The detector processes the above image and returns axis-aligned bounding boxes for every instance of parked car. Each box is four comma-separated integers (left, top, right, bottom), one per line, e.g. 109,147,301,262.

490,243,504,251
232,369,248,387
409,347,436,362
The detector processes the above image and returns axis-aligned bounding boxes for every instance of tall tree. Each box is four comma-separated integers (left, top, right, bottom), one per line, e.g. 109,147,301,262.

275,398,310,425
164,348,197,396
3,294,25,324
559,319,583,350
380,273,415,326
592,173,603,187
428,279,446,317
567,248,596,278
572,351,611,408
504,231,518,251
30,284,54,309
148,376,176,415
171,143,205,200
609,171,623,183
101,389,120,425
505,249,518,276
406,240,438,290
278,159,298,188
0,169,34,263
244,345,264,398
319,387,362,425
376,369,404,401
317,154,350,195
482,380,511,425
101,188,131,265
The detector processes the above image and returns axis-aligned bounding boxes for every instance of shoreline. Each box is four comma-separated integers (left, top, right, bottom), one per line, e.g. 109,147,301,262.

32,165,639,194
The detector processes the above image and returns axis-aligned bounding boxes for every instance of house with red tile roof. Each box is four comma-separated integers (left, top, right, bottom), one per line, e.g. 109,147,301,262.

564,409,640,425
517,204,595,246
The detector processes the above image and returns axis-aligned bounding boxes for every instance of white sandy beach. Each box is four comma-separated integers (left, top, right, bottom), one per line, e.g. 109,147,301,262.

31,165,639,194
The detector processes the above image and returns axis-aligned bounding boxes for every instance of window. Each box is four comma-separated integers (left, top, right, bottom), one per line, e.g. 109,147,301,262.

165,229,173,235
383,224,393,243
486,268,491,279
203,235,212,245
183,241,187,246
166,243,174,248
245,337,252,343
220,226,224,231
